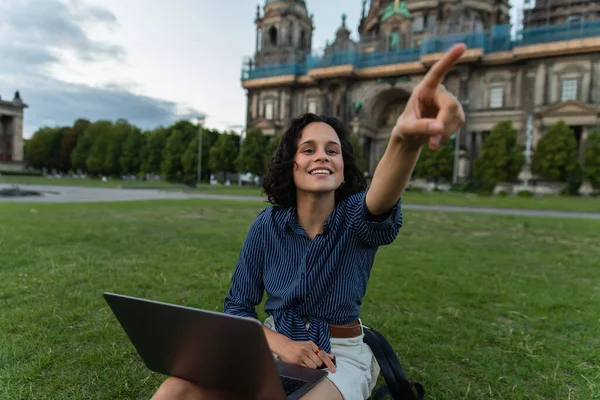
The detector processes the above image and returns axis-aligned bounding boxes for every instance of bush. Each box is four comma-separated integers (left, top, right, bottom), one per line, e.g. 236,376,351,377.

517,190,533,197
560,163,584,196
414,141,455,184
497,190,509,197
584,127,600,190
473,120,525,194
531,121,579,182
451,181,479,193
0,170,43,177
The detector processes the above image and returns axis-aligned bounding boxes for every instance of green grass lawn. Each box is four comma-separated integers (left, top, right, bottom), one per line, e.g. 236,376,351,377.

1,200,599,399
2,175,600,213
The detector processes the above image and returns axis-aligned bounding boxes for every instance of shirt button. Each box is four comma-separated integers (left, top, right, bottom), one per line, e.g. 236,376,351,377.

301,273,305,279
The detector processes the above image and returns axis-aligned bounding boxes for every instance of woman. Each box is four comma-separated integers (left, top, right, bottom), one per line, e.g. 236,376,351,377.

153,44,466,399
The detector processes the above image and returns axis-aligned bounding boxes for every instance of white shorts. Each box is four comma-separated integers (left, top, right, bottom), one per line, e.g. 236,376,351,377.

264,316,380,400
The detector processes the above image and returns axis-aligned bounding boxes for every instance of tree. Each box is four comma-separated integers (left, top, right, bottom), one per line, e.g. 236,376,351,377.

414,141,455,184
531,120,579,182
181,135,199,184
348,134,367,173
200,128,220,182
103,120,130,177
237,128,268,178
71,120,112,174
263,132,282,171
86,132,111,176
120,126,144,176
584,126,600,190
58,127,78,172
140,128,168,176
473,120,525,193
25,128,53,170
73,119,91,137
161,129,186,182
170,120,198,145
209,133,240,182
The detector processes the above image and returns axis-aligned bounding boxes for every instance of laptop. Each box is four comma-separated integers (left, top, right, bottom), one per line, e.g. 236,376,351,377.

103,292,328,399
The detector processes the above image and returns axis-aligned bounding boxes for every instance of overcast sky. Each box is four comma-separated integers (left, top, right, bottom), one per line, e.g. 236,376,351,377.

1,0,523,138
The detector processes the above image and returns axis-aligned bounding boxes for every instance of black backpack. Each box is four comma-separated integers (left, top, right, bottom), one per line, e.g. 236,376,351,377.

363,326,425,400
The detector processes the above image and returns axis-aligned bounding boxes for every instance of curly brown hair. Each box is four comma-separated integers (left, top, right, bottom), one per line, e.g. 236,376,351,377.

262,113,367,208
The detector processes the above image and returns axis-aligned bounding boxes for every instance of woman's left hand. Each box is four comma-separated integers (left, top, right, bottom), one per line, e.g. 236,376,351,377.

392,43,467,152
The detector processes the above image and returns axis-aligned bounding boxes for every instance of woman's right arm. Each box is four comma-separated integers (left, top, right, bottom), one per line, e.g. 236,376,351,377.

262,326,290,354
223,212,267,319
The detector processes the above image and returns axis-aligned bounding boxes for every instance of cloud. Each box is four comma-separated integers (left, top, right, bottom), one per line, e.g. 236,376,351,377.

0,0,204,137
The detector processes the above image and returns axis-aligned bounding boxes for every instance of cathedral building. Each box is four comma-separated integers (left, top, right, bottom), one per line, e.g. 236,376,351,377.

0,91,27,168
241,0,600,182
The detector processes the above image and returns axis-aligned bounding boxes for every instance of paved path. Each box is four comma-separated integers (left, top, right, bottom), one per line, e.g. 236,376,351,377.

2,183,599,220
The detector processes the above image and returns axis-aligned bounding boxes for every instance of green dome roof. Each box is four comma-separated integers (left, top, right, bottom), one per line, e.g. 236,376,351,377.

382,0,411,21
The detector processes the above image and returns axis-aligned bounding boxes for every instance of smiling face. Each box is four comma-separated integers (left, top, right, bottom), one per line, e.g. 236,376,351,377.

293,122,345,197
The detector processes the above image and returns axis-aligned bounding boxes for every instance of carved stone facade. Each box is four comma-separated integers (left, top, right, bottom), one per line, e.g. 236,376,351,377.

0,91,27,166
253,0,313,67
243,0,600,182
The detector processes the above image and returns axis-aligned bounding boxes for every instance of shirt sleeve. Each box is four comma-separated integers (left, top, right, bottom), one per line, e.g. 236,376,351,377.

223,209,267,319
347,190,403,248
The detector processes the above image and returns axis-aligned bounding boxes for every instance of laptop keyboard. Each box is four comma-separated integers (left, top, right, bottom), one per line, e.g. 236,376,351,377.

280,376,307,395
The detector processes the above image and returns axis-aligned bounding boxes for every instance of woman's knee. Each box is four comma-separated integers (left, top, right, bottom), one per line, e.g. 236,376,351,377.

300,378,343,400
152,377,203,400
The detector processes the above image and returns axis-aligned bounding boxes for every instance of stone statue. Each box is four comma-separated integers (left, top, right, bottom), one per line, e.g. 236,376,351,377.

352,101,363,117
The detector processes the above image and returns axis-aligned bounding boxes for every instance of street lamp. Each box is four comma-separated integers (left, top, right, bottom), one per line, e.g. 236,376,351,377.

197,116,206,185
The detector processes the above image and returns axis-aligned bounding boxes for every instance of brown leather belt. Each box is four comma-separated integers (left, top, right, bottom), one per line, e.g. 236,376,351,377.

302,318,362,339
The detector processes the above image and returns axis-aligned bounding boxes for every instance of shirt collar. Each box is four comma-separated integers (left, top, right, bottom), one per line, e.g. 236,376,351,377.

284,205,338,236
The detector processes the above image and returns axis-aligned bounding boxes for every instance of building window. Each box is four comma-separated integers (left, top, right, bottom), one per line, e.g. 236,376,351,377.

489,86,504,108
288,22,294,45
412,16,424,33
300,30,306,50
265,102,274,120
426,14,437,33
561,79,578,101
307,100,317,114
268,26,278,46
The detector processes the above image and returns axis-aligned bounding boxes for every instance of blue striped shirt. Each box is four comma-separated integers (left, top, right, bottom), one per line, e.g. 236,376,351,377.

223,190,402,353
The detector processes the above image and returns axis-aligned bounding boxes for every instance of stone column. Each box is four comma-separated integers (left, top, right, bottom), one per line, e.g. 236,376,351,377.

544,61,552,105
246,91,251,128
515,67,523,108
458,149,469,182
287,89,293,121
12,115,24,162
279,90,285,121
320,82,330,116
592,57,600,103
341,81,349,124
455,68,470,183
534,63,546,107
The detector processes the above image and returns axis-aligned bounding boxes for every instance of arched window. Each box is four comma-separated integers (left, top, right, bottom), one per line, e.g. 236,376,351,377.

269,26,278,46
300,30,306,50
288,21,294,45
